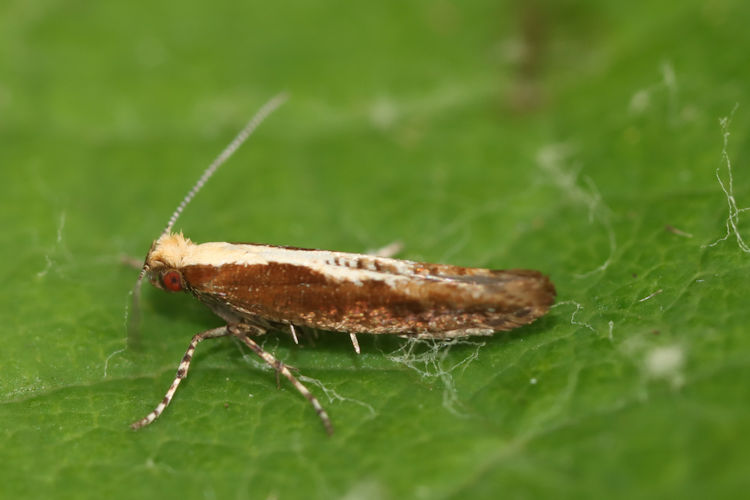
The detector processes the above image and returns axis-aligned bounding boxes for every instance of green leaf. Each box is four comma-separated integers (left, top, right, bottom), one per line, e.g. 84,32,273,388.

1,0,749,498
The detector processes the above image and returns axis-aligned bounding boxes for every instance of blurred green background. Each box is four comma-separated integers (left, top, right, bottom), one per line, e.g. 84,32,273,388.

1,0,749,498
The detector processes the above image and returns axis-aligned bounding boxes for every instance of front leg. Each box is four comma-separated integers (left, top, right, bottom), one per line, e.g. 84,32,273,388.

229,324,334,435
131,326,230,429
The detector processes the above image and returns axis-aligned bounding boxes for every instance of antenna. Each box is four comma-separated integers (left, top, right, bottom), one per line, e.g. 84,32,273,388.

128,93,288,347
161,92,289,239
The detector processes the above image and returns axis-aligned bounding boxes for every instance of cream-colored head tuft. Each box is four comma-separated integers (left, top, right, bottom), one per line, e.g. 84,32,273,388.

146,232,194,270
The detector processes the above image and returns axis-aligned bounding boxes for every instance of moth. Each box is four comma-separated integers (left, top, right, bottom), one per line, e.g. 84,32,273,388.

129,94,556,435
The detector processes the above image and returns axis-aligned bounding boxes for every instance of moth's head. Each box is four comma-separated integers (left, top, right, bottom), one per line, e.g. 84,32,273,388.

142,232,193,293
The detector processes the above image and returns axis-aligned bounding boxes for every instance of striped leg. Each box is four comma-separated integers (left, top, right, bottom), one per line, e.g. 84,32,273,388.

131,326,230,430
233,327,334,435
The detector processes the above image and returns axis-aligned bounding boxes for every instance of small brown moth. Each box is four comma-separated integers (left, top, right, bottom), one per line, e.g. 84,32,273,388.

130,94,555,434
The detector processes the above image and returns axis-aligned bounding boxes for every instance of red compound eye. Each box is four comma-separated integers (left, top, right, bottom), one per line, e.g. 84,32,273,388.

161,270,183,292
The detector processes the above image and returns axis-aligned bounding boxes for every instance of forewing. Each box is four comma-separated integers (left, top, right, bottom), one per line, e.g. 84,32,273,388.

179,245,555,336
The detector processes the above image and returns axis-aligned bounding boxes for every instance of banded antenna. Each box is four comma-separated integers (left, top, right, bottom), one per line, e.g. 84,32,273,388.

127,93,288,346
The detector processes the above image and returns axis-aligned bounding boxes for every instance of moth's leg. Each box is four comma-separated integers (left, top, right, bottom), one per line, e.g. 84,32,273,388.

367,241,403,258
304,328,318,347
231,325,333,435
130,326,230,430
241,322,285,389
349,333,361,354
289,323,299,345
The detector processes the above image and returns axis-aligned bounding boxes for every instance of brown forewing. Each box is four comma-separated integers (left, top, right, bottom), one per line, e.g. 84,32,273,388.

180,261,555,337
